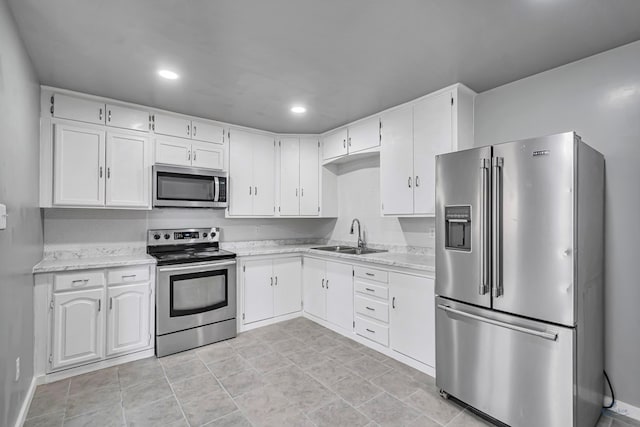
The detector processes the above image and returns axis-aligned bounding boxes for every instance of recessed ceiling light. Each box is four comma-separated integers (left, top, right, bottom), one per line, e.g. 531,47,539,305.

291,105,307,114
158,69,179,80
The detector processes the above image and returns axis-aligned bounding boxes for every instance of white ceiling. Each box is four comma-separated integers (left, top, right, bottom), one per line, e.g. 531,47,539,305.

8,0,640,133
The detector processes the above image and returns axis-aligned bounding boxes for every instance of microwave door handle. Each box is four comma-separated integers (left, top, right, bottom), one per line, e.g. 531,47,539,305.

158,260,236,272
214,176,219,202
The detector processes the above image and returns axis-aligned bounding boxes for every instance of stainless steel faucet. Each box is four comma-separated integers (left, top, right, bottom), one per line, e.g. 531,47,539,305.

350,218,364,249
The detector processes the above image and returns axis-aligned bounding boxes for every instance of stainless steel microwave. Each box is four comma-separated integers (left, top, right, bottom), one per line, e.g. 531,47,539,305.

153,165,228,208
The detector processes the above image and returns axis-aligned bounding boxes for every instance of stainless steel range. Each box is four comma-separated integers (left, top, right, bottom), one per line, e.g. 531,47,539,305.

147,227,237,357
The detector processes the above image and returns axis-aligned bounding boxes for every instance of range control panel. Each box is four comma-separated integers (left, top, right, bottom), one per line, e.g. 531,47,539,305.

147,227,220,245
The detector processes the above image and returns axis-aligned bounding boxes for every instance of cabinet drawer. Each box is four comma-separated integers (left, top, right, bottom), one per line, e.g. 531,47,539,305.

354,280,388,300
355,295,389,323
355,316,389,347
354,266,388,283
54,271,105,292
107,266,150,285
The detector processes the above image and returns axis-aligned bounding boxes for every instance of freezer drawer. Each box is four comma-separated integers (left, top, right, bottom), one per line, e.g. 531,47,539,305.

435,297,575,427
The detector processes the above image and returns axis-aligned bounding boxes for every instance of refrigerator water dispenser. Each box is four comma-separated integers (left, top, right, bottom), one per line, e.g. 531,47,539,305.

445,206,471,251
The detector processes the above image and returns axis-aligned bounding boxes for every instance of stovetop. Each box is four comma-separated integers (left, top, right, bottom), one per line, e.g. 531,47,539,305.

147,227,236,265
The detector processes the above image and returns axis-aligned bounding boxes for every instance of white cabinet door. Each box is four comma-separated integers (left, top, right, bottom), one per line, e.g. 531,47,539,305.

192,120,225,144
348,117,380,153
52,288,105,369
106,104,149,132
380,106,414,215
389,273,435,367
279,138,300,216
299,138,319,216
273,257,302,316
192,140,225,170
322,128,348,160
105,133,149,208
303,258,326,320
52,94,105,125
106,283,150,356
325,261,353,331
252,134,276,216
154,113,192,139
413,92,452,215
228,130,255,216
155,136,192,167
243,260,274,323
53,124,106,206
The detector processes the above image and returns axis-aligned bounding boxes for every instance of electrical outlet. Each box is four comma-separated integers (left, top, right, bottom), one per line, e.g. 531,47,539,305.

15,357,20,382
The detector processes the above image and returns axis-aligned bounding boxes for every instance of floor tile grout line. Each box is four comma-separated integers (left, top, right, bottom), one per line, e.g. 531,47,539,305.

161,360,192,427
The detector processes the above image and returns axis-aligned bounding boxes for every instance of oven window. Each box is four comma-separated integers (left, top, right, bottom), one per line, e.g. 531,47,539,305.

170,270,228,316
157,172,215,202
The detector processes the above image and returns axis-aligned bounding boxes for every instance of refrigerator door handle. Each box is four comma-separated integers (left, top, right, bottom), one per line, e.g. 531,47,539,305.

492,156,504,297
437,304,558,341
480,158,490,295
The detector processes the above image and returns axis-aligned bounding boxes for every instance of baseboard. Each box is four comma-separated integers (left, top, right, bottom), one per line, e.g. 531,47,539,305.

14,376,36,427
606,399,640,422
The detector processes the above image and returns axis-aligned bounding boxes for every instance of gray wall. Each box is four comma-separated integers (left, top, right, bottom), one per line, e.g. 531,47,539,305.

0,0,43,425
474,40,640,408
44,208,336,246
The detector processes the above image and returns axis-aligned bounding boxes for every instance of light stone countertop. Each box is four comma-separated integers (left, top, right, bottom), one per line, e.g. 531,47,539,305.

225,243,435,274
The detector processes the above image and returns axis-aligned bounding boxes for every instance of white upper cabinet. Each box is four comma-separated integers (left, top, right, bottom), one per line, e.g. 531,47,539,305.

228,129,275,216
155,136,192,167
279,137,300,216
105,104,150,132
347,116,380,154
105,133,150,208
322,128,348,160
380,85,475,216
53,123,106,207
154,113,192,139
299,138,320,216
191,140,224,170
380,106,414,215
191,120,225,144
52,94,105,125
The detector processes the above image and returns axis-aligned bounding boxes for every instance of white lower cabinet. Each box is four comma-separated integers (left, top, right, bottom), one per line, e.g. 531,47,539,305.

46,265,153,372
106,282,152,356
389,272,435,367
52,288,105,370
242,256,302,324
303,258,353,331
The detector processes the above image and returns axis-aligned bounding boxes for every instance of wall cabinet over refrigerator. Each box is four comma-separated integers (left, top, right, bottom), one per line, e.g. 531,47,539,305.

380,84,475,216
228,129,276,216
279,137,320,216
322,116,381,162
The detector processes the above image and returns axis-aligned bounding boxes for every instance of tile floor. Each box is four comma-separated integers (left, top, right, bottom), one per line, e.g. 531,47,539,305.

24,317,637,427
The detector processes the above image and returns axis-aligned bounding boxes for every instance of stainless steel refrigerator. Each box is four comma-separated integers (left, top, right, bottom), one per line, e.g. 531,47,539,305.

435,132,604,427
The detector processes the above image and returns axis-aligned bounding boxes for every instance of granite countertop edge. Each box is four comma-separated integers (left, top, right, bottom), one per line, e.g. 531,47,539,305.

33,254,157,274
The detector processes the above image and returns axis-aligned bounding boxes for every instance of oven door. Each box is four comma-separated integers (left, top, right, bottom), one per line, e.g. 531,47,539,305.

153,165,227,208
156,259,236,335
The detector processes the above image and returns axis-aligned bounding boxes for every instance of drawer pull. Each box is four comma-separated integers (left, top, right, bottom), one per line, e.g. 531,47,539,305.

71,279,89,286
122,274,137,280
365,272,375,277
365,288,375,292
366,328,375,333
365,306,375,311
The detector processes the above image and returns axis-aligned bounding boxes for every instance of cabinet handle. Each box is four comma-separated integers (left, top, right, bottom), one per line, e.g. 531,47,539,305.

365,306,375,311
275,276,278,286
99,166,103,178
193,125,197,136
365,287,375,292
326,280,329,289
99,108,103,121
193,151,197,161
255,186,258,196
122,274,137,280
343,139,346,148
98,300,101,312
271,277,273,287
321,278,325,288
366,328,375,334
296,188,298,197
187,150,191,161
249,186,252,195
365,272,374,277
109,297,113,310
108,109,111,122
408,177,412,188
71,279,89,286
415,176,420,187
107,167,111,179
392,296,396,309
348,137,352,146
187,124,190,136
301,188,304,197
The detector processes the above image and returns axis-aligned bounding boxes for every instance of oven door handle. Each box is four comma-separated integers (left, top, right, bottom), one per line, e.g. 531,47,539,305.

158,260,236,272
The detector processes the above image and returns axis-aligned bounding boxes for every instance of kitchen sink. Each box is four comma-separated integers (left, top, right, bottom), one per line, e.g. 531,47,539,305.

311,246,387,255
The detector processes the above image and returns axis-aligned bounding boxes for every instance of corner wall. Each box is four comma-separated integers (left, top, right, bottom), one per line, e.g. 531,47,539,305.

0,0,44,425
473,40,640,409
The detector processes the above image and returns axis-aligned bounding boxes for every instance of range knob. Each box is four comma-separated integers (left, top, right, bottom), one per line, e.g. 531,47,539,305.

203,232,208,238
210,231,217,238
164,233,171,240
153,233,161,240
